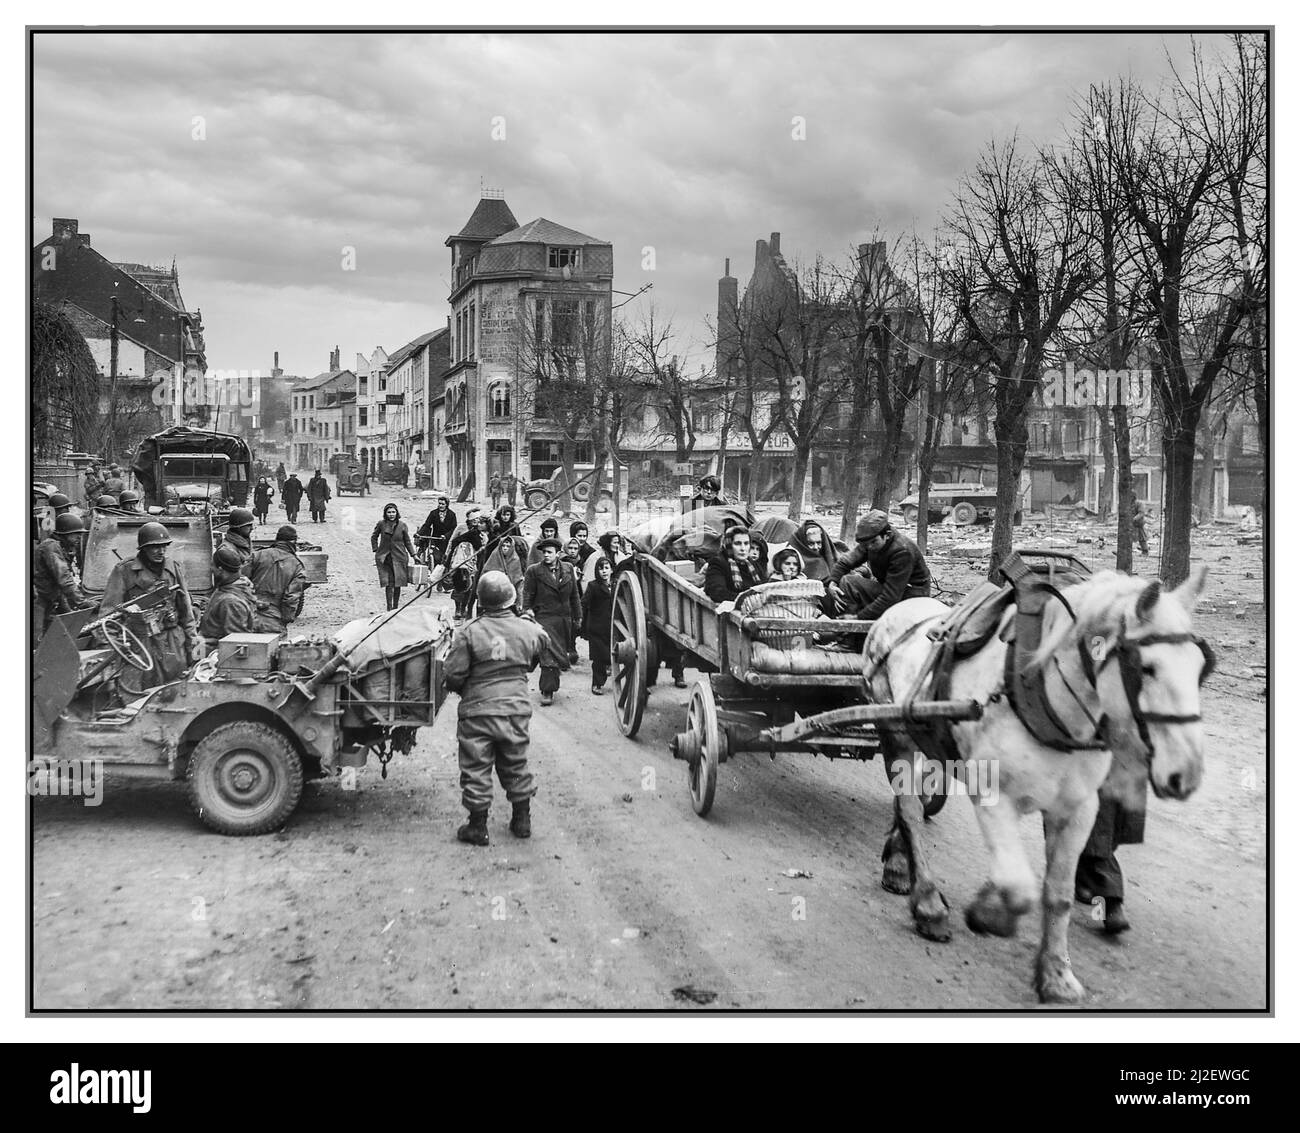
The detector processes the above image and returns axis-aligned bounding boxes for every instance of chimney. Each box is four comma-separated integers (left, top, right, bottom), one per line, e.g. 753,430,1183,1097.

329,345,340,371
769,232,781,256
52,217,78,241
274,350,279,370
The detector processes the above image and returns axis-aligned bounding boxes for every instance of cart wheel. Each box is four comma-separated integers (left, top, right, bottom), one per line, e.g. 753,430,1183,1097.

187,721,303,836
901,505,919,525
611,570,649,737
952,502,978,525
685,678,723,817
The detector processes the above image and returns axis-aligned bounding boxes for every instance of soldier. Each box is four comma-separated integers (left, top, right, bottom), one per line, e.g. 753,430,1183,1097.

101,464,126,497
100,522,202,689
489,470,503,511
281,472,304,524
505,470,519,508
47,492,72,517
117,489,144,514
220,507,256,568
199,543,259,648
247,524,307,633
33,512,91,644
95,494,119,509
83,463,103,506
306,470,331,522
521,536,580,706
444,570,553,847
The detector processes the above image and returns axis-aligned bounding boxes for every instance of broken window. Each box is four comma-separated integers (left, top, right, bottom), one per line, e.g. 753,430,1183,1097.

548,247,581,270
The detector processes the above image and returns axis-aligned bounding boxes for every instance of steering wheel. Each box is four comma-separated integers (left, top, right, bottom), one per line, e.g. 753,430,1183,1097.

103,617,155,672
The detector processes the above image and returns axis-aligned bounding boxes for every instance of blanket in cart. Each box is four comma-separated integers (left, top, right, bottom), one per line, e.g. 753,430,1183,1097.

332,605,452,672
631,505,755,561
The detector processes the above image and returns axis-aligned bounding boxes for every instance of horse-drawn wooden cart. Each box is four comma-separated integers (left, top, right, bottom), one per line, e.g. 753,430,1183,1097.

609,553,983,816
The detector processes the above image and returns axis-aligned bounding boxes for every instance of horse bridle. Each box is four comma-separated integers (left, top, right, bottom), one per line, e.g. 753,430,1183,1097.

1078,620,1216,760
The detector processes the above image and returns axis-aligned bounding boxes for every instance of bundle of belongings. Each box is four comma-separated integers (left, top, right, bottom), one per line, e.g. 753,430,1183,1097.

630,505,755,562
734,580,865,676
332,604,451,710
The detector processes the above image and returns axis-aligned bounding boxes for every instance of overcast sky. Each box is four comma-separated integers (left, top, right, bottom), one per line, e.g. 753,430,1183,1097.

33,30,1206,377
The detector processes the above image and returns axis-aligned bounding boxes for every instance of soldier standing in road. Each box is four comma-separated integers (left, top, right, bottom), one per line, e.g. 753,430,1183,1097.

220,507,256,569
100,522,202,690
82,463,103,506
199,543,259,648
33,512,92,644
282,473,304,524
489,470,503,511
247,524,307,633
444,570,553,846
101,464,126,498
306,470,331,523
521,537,580,706
1131,493,1150,557
505,470,519,508
275,462,287,495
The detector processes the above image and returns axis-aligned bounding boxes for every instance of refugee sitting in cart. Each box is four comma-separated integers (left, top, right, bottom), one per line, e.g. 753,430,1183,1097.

702,526,768,609
822,509,932,623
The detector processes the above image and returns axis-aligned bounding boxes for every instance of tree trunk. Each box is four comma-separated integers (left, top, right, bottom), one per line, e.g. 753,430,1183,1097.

557,438,575,514
1095,405,1114,521
585,433,610,525
838,379,872,541
1160,413,1198,587
1113,403,1133,574
744,448,761,512
1196,418,1217,523
915,474,932,554
787,444,811,519
871,409,907,510
1248,310,1267,576
987,412,1028,581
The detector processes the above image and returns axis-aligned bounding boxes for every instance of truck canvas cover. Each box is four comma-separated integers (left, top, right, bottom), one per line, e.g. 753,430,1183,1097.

131,426,251,503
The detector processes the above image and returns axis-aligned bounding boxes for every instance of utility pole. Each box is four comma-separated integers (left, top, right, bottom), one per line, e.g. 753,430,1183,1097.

108,295,121,462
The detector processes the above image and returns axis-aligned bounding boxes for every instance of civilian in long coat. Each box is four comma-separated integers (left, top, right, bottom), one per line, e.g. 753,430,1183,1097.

580,557,614,694
521,538,580,706
416,496,458,564
281,474,304,522
306,471,331,522
371,503,416,610
253,477,276,524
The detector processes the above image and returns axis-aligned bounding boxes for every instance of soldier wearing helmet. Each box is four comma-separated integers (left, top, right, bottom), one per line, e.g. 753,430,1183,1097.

443,570,555,847
47,492,72,515
101,465,126,498
117,489,143,514
199,543,259,648
32,512,91,643
247,524,306,634
221,507,256,568
99,521,201,688
95,494,120,509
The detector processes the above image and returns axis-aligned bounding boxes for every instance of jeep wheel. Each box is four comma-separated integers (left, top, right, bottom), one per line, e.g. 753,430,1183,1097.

188,721,304,836
952,501,978,525
525,488,550,510
901,505,919,525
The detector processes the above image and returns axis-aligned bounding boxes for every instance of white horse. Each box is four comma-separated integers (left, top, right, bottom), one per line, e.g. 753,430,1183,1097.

865,567,1213,1003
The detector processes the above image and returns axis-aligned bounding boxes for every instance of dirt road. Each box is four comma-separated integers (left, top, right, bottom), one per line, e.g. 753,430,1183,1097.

31,494,1267,1010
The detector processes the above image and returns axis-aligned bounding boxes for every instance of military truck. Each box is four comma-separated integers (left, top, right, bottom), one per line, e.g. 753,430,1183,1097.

131,426,252,512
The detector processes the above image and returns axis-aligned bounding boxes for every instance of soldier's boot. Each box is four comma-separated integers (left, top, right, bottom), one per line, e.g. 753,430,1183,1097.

457,808,489,846
510,800,531,839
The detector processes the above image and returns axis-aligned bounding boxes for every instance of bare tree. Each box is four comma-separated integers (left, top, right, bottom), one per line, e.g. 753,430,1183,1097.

946,136,1095,578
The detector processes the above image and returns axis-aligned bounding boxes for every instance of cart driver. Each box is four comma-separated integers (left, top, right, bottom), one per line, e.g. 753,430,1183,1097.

100,521,202,689
822,509,932,623
444,570,553,847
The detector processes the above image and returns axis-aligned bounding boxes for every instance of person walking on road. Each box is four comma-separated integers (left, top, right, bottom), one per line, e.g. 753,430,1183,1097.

581,555,614,695
253,476,276,525
505,471,519,508
1132,493,1150,556
521,537,580,707
199,544,258,648
372,502,417,611
275,462,287,495
416,495,458,565
307,470,331,523
444,570,553,847
281,473,304,524
446,508,490,621
248,524,307,633
489,470,503,512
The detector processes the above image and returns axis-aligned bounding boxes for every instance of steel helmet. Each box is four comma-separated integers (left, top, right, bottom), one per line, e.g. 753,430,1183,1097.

275,524,298,543
47,492,71,511
212,543,244,573
54,512,85,536
96,494,119,507
118,489,140,506
228,507,255,529
476,570,517,611
137,522,173,548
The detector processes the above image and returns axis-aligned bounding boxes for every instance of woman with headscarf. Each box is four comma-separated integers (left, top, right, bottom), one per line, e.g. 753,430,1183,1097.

580,556,615,696
371,502,416,610
253,476,275,525
483,505,529,608
585,530,634,585
789,518,836,581
746,530,772,583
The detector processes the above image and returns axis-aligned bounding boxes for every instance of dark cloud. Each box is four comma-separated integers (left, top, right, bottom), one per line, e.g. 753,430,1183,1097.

34,30,1205,375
